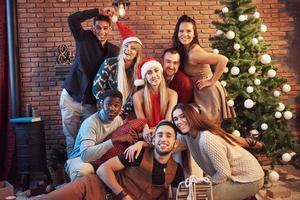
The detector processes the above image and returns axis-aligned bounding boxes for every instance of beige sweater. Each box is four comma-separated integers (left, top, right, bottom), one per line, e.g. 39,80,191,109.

177,130,264,184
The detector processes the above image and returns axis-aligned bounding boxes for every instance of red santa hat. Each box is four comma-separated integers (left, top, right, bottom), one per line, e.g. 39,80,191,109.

134,57,163,87
112,16,142,46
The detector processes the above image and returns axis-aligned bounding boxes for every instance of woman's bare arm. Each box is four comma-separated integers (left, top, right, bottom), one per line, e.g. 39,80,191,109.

165,89,178,121
189,45,228,90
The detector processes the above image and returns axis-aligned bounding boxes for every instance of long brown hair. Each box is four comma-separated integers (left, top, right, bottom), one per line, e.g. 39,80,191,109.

172,103,242,146
172,15,200,69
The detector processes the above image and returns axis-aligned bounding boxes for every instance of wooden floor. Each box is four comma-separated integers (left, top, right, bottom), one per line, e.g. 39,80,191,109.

256,165,300,200
14,165,300,200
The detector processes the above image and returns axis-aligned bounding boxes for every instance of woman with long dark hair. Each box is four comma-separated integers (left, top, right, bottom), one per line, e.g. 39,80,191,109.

172,103,264,200
172,15,235,124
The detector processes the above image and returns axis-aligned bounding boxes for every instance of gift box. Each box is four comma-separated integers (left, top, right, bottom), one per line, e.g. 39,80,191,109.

0,181,14,200
176,176,213,200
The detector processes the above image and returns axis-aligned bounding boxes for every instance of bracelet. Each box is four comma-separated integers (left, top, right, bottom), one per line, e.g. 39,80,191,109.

115,190,128,200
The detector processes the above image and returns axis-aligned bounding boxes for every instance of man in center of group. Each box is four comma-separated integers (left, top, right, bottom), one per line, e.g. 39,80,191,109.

162,47,193,103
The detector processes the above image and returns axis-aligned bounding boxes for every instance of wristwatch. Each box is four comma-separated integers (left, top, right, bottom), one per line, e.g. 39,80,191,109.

115,190,128,200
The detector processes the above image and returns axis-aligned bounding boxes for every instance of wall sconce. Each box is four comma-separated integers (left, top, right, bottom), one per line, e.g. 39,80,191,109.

112,0,130,18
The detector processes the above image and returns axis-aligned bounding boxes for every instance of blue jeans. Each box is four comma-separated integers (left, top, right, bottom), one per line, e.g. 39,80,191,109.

59,89,97,158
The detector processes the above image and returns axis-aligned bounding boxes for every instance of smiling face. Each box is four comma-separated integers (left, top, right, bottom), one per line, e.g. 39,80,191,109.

172,108,191,135
178,22,195,48
145,67,162,87
153,124,176,155
163,52,180,80
122,42,139,64
93,20,112,44
102,96,122,121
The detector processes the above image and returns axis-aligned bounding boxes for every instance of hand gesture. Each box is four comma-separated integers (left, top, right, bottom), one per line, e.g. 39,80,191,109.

142,127,155,143
124,141,145,162
195,78,212,90
119,107,124,116
101,7,116,17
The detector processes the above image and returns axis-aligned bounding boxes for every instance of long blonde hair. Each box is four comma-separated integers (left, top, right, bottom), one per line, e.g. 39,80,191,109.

143,70,168,119
117,42,143,104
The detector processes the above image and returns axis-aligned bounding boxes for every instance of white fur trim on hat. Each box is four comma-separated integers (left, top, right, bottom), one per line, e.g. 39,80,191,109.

134,79,145,87
141,60,163,79
111,15,118,23
123,37,143,46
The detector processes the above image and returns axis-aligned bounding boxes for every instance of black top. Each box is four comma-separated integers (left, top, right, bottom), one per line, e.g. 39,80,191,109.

63,8,119,105
119,148,184,187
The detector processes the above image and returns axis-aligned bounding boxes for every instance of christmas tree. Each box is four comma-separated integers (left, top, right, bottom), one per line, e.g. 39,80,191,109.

209,0,300,165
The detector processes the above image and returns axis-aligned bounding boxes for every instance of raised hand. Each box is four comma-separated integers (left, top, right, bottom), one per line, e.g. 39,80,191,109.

101,7,116,17
118,107,125,115
142,126,156,143
124,141,146,162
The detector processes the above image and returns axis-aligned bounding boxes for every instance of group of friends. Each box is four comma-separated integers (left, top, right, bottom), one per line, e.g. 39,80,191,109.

46,6,265,200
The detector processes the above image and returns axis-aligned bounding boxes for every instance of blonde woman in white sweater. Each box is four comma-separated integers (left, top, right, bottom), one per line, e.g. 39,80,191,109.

171,103,264,200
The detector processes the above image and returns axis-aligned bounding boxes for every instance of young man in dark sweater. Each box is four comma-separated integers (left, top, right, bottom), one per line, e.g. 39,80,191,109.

60,8,119,157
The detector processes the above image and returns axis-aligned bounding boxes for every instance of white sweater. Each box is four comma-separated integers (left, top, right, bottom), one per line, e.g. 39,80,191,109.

69,112,123,162
177,130,264,184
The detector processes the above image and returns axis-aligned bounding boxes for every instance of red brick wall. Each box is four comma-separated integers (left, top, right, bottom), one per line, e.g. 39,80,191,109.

16,0,300,154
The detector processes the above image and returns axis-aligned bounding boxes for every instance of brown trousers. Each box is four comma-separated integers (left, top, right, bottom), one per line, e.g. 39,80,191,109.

40,175,106,200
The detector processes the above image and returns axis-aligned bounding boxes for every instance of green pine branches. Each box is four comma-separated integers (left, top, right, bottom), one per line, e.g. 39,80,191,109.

210,0,300,165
